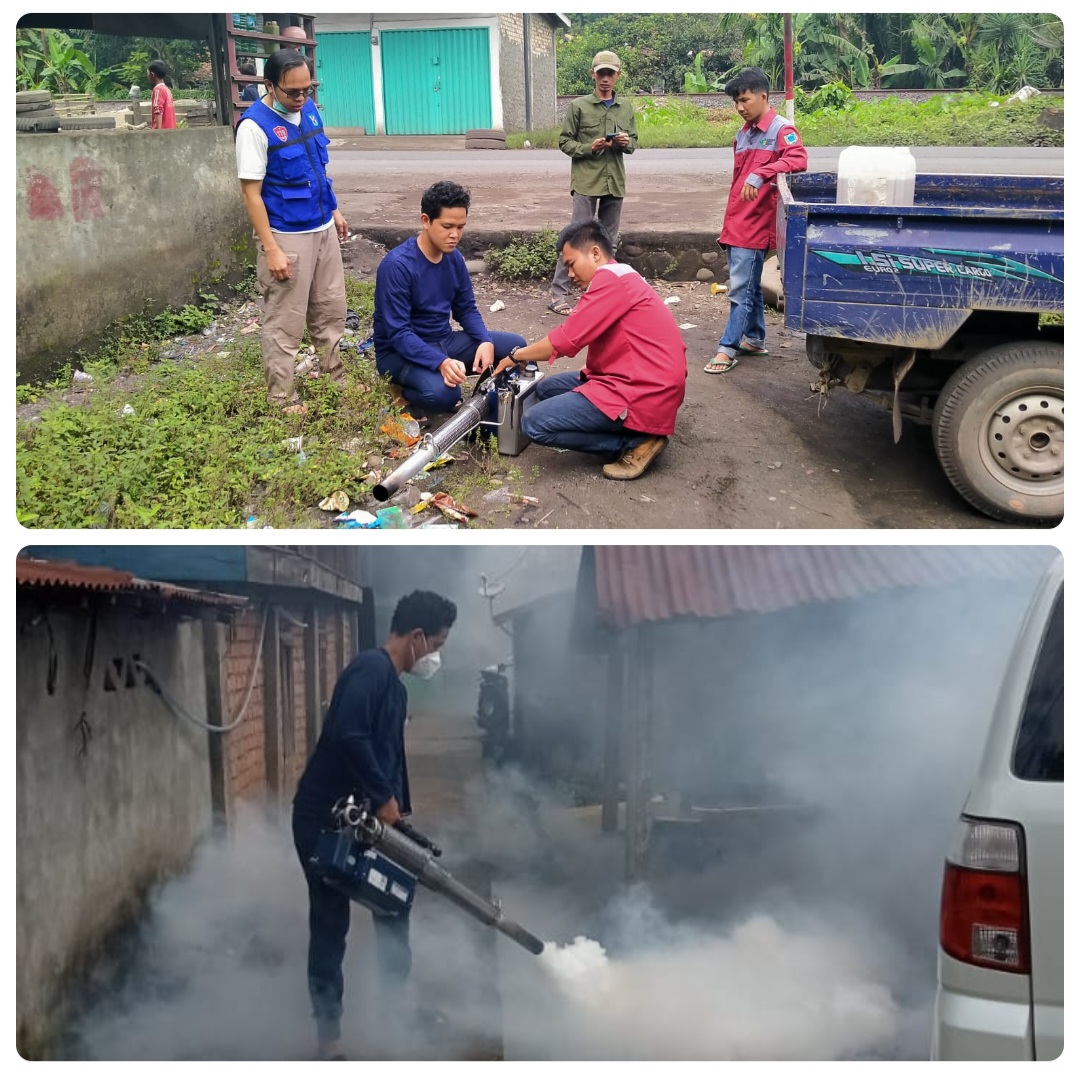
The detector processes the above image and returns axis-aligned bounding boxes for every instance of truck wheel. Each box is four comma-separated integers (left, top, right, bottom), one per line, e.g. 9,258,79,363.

932,340,1063,524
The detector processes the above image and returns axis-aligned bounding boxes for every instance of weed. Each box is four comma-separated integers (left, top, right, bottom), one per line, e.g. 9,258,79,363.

485,229,560,281
17,280,392,529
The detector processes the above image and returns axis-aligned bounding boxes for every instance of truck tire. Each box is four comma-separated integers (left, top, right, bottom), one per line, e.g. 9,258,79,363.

932,340,1063,525
465,137,507,150
464,128,505,141
58,116,116,130
16,116,61,132
16,90,53,105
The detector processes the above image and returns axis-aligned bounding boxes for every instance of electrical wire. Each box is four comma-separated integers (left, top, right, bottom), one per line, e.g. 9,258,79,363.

142,602,270,734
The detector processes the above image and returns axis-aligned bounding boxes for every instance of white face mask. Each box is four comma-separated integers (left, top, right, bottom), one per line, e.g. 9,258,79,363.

408,637,442,679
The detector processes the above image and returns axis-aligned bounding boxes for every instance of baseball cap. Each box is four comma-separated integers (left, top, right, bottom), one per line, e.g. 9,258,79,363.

591,51,621,73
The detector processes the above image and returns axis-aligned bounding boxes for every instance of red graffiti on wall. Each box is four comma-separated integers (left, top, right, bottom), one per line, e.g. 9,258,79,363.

70,157,105,222
25,169,64,221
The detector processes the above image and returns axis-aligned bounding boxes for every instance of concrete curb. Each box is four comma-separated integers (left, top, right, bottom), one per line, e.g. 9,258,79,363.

355,226,729,283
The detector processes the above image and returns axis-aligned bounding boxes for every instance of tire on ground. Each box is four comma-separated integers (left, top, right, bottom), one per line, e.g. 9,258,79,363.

932,339,1064,525
465,138,507,150
464,128,505,141
16,101,57,114
58,116,117,130
16,90,53,105
16,116,62,132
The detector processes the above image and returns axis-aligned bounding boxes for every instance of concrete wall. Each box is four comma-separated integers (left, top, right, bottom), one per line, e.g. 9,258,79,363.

16,127,253,380
498,14,559,132
16,599,214,1057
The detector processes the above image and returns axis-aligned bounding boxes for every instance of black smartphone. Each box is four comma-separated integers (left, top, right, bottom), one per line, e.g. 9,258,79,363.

604,132,617,142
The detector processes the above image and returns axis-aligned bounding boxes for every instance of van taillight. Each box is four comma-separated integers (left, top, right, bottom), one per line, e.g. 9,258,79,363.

940,818,1029,974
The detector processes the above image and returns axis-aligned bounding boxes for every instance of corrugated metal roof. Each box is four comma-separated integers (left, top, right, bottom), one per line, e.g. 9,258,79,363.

17,556,247,609
591,546,1057,628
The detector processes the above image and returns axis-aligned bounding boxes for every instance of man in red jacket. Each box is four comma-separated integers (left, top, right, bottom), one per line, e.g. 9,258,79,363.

494,220,687,481
705,67,807,374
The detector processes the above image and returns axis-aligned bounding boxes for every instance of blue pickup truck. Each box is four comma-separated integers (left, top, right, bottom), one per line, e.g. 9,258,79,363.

777,171,1063,524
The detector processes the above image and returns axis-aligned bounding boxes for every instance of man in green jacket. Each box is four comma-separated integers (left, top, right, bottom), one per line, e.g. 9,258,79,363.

547,50,638,315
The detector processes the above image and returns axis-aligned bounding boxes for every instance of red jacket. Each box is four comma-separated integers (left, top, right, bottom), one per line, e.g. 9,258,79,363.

719,107,807,250
547,264,687,436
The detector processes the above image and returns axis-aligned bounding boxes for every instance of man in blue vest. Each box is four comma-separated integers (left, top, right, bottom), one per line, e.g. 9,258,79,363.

236,50,348,414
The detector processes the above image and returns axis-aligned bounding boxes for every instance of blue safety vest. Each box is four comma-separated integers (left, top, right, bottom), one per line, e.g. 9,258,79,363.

239,98,337,231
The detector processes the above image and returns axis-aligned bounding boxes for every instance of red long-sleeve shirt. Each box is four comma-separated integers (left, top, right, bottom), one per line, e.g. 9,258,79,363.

719,107,807,250
547,263,687,436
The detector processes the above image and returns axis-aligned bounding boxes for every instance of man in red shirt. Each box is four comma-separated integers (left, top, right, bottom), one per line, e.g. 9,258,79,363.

705,67,807,374
147,60,177,130
494,220,687,480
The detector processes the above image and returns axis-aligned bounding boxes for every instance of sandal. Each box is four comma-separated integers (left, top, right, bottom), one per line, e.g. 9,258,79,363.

737,342,769,356
704,354,738,374
547,300,572,316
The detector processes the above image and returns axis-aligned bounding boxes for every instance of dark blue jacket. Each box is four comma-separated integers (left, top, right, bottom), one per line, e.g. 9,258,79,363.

293,648,411,824
238,97,337,232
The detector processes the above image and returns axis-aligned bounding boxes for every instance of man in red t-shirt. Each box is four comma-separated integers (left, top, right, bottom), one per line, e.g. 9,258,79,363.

147,60,177,130
494,220,687,480
705,67,806,374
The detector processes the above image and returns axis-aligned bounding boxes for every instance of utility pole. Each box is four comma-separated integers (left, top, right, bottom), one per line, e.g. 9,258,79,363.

784,14,794,122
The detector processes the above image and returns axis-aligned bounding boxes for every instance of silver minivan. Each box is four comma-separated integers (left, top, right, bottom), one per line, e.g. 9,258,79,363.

932,556,1063,1059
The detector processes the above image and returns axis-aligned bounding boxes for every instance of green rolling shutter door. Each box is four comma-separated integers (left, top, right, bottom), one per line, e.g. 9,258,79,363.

381,27,492,135
315,32,376,132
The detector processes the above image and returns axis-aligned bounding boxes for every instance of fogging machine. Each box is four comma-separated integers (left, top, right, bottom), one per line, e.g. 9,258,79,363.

311,796,545,956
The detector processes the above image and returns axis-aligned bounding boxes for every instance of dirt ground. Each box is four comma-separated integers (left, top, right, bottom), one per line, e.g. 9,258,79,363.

340,237,1000,531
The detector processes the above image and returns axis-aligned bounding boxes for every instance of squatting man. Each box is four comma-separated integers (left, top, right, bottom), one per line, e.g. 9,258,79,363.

291,590,457,1060
495,220,687,481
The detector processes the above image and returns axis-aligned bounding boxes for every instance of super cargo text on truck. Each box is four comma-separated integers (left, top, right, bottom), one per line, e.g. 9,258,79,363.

776,172,1063,525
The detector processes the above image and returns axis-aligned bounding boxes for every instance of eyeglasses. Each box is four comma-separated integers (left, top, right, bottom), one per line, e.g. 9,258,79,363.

274,84,313,101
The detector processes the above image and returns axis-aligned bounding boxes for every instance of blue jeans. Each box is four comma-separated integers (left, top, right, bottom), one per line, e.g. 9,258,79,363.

293,809,411,1043
522,371,648,461
717,245,767,357
376,330,527,413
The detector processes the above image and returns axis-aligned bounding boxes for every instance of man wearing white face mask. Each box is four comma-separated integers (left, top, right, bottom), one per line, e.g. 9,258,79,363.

292,589,457,1060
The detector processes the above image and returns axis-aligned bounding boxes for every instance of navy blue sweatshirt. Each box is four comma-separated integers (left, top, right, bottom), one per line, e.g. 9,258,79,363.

372,236,492,370
293,648,410,823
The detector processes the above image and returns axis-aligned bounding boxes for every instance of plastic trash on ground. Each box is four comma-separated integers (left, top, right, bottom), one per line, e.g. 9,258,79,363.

376,506,407,529
483,486,539,506
380,414,421,445
663,295,681,305
490,299,506,313
333,509,379,529
318,490,350,512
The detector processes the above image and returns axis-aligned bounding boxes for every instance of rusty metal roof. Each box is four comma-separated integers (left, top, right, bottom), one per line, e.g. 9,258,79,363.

17,556,247,609
590,546,1057,628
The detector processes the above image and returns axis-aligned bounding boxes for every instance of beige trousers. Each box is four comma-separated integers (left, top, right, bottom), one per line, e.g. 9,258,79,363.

257,227,347,405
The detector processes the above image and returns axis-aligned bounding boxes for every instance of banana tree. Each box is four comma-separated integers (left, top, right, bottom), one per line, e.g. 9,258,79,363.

16,28,117,94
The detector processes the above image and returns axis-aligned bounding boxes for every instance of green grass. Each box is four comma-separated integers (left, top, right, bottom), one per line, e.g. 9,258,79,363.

16,282,400,529
506,94,1063,149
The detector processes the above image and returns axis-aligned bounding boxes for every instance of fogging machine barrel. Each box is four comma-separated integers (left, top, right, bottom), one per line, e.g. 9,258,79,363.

364,815,545,956
372,391,490,503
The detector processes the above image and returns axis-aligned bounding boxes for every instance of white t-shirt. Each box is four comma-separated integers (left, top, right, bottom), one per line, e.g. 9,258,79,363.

236,99,333,235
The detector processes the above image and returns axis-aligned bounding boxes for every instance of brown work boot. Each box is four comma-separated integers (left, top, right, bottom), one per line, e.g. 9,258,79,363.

602,436,668,480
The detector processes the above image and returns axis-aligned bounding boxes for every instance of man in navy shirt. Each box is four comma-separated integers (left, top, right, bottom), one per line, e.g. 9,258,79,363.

373,181,526,414
292,589,457,1060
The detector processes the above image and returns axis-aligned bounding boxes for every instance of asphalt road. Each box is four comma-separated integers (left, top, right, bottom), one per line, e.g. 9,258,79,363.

329,146,1064,235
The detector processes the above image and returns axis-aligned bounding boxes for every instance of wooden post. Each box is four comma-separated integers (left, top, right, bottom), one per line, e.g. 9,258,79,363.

304,602,322,757
202,619,230,828
624,624,654,882
601,634,624,834
262,605,282,800
335,608,347,677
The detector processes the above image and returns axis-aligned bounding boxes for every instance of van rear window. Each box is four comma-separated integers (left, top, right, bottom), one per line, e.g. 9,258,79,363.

1013,587,1063,782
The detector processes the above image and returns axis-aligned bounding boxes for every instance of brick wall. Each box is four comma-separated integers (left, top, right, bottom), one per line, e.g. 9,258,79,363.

219,601,360,809
223,607,267,803
498,15,559,132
